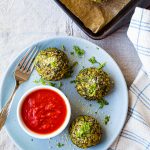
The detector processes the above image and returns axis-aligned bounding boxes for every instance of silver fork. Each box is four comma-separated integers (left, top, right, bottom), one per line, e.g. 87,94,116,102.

0,46,39,130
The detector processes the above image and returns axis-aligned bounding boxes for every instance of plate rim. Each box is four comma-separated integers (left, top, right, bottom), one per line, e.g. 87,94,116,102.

0,36,128,150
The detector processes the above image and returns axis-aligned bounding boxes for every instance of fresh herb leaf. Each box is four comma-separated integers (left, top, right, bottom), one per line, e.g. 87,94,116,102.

103,115,110,125
89,83,97,95
70,51,74,55
34,78,56,87
73,46,85,57
57,143,64,148
58,82,63,89
76,122,91,138
98,62,106,69
51,61,57,68
61,45,65,51
39,78,46,85
70,80,76,84
88,56,99,64
72,61,78,68
88,57,106,69
89,104,92,107
98,98,109,109
48,82,56,87
33,79,39,84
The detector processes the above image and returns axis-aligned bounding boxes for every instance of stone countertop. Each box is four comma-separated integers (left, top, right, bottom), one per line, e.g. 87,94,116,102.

0,0,141,150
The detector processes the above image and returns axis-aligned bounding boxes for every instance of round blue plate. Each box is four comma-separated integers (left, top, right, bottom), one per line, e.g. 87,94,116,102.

0,36,128,150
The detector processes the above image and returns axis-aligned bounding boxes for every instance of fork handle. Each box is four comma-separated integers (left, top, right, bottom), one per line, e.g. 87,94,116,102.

0,84,18,131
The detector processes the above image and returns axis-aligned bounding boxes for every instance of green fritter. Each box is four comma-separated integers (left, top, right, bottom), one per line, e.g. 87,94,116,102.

34,48,70,81
69,115,102,149
76,67,113,100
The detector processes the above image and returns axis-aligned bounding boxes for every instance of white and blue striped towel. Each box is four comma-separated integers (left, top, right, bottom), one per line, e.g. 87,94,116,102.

110,7,150,150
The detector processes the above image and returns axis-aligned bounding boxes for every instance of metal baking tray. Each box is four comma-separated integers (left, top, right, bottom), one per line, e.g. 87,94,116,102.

54,0,150,40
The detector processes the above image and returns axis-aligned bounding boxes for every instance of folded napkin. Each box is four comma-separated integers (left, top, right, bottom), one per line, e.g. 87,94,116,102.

110,7,150,150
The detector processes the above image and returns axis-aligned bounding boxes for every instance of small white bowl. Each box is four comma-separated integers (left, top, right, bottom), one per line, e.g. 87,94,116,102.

17,86,71,139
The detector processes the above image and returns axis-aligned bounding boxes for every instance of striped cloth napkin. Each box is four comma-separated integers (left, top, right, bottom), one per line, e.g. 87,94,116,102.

110,7,150,150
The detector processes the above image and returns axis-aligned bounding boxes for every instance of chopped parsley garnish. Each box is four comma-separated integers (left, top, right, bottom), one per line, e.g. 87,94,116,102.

98,62,106,69
33,78,64,89
103,115,110,125
61,45,65,51
33,80,39,84
57,142,64,148
88,57,106,69
34,78,46,85
70,51,74,55
70,80,76,84
72,61,78,68
58,82,63,89
34,78,56,87
96,47,99,50
89,104,92,107
89,83,97,95
39,78,46,85
51,61,57,67
48,82,56,87
73,46,85,57
76,122,91,138
88,56,99,64
97,98,109,109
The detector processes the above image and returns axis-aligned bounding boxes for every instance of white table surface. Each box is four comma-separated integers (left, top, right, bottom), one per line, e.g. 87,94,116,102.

0,0,142,150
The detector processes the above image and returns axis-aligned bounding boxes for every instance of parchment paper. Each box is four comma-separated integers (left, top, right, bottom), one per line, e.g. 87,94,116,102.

60,0,130,33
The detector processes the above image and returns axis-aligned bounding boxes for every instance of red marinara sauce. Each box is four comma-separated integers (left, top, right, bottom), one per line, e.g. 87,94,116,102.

21,89,67,134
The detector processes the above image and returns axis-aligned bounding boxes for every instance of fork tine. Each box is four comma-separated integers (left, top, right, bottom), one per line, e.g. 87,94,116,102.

25,48,39,73
21,47,36,71
28,63,35,74
17,47,35,69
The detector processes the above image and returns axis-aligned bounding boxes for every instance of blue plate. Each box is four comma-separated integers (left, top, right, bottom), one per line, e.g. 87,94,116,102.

0,36,128,150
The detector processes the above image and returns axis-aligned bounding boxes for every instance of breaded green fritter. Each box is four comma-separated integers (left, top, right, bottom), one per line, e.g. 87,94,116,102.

34,48,70,81
76,67,113,100
69,115,102,148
